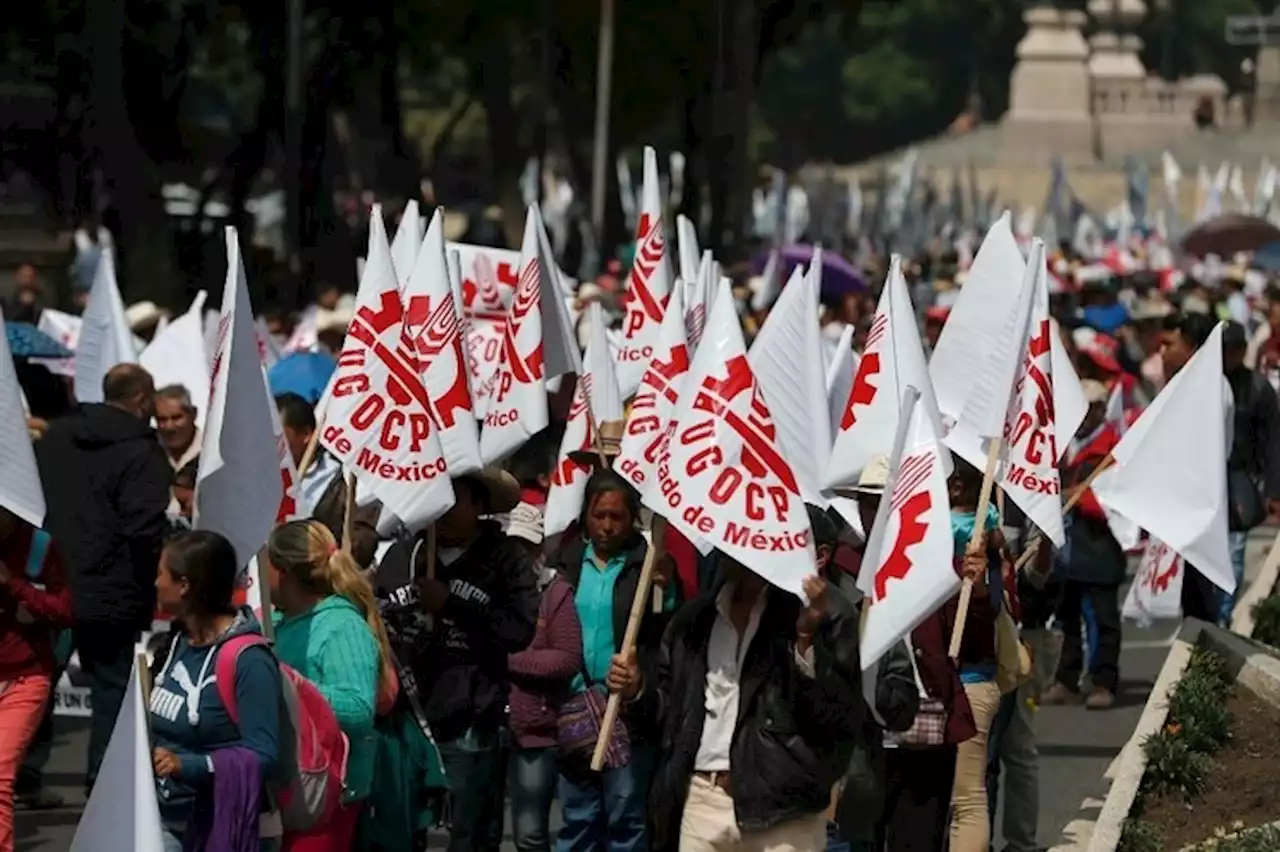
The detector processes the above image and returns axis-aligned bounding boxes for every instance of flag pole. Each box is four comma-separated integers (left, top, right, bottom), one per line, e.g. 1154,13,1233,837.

1013,453,1117,574
297,426,323,477
591,515,666,772
341,472,357,553
948,437,1002,659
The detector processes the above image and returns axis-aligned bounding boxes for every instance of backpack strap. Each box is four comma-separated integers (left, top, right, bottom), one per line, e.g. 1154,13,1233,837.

25,530,51,580
214,634,270,725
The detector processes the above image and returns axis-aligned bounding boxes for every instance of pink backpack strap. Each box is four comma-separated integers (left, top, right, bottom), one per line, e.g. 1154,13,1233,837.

214,634,270,724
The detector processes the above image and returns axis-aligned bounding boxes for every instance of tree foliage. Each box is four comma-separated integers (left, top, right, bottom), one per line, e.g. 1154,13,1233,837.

0,0,1261,307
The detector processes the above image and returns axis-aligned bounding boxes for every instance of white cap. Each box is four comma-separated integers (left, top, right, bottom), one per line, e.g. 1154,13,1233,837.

504,501,545,546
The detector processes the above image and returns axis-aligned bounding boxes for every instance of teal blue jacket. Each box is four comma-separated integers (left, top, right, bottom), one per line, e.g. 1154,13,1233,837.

273,595,380,802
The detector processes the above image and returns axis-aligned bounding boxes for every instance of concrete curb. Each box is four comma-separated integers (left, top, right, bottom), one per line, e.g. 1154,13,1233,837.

1230,528,1280,637
1082,621,1205,852
1079,623,1280,852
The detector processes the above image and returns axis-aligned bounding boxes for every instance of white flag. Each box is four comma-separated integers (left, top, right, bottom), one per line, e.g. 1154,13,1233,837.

390,200,423,288
616,146,676,397
643,281,814,597
1121,536,1184,624
69,659,165,852
828,255,946,491
858,389,958,669
0,309,45,527
1093,324,1233,594
403,208,482,476
824,324,857,441
321,206,455,530
75,248,137,403
194,229,284,569
684,251,714,354
945,240,1068,547
749,257,832,506
140,291,211,429
544,304,627,537
480,205,582,464
676,214,701,286
617,287,692,496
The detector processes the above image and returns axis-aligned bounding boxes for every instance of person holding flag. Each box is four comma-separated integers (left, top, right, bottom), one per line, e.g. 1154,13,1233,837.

1041,380,1126,711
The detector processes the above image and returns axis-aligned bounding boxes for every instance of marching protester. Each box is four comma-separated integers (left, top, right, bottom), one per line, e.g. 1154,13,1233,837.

36,363,172,793
846,456,976,852
1041,379,1125,710
267,519,396,851
629,513,862,852
547,471,663,852
155,384,202,472
945,460,1008,852
1222,320,1280,623
374,468,538,852
149,531,282,852
821,500,921,852
0,508,73,852
506,540,583,852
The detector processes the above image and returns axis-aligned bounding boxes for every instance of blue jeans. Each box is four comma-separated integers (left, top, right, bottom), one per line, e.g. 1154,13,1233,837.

1219,531,1249,625
556,745,653,852
509,747,558,852
438,727,511,852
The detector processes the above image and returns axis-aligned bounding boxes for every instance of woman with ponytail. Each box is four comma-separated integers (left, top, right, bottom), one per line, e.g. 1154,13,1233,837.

267,519,392,851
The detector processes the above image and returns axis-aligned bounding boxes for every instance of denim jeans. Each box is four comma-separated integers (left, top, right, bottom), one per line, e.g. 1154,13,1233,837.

1219,531,1249,625
509,747,558,852
556,744,654,852
438,727,511,852
74,624,139,793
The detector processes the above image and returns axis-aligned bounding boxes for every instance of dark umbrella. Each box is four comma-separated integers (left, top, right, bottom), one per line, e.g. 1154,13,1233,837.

1180,214,1280,259
752,245,866,304
6,321,73,359
1252,241,1280,272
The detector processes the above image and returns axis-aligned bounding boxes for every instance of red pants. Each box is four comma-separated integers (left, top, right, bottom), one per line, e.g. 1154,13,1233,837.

0,675,51,852
283,800,362,852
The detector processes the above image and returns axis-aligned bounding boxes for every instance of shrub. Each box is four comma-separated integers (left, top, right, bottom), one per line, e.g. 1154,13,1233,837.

1252,593,1280,648
1117,817,1164,852
1140,727,1212,801
1167,673,1233,754
1185,823,1280,851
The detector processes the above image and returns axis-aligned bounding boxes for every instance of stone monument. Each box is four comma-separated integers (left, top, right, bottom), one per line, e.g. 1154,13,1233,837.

1001,1,1094,165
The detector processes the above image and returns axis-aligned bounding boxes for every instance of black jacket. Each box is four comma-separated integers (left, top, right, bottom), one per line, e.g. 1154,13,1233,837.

375,520,538,741
648,577,863,851
36,404,171,628
1227,366,1280,501
547,533,674,747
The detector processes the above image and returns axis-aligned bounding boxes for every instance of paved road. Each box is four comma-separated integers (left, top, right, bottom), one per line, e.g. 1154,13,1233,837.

20,529,1276,852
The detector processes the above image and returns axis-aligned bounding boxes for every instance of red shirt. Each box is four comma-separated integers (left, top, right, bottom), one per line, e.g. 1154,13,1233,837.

0,526,74,680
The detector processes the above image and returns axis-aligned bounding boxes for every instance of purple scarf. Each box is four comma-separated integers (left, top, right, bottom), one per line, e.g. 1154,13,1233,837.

184,747,264,852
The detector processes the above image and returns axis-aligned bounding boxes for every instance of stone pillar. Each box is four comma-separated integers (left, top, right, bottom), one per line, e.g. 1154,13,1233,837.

1088,0,1151,157
1000,3,1094,166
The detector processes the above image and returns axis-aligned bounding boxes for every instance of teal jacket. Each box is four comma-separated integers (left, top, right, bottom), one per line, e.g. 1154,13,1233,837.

273,595,380,802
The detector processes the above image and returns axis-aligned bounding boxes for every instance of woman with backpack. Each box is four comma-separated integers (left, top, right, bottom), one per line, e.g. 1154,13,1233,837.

267,519,395,852
150,530,283,852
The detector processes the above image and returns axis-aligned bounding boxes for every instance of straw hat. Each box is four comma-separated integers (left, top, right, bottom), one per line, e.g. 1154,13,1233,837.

459,466,521,514
568,420,626,466
853,453,891,496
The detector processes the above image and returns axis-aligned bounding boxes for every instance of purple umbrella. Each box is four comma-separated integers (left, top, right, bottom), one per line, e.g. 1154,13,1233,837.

752,245,866,303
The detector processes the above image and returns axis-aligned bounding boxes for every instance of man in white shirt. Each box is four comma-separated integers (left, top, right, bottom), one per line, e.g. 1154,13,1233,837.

609,508,862,852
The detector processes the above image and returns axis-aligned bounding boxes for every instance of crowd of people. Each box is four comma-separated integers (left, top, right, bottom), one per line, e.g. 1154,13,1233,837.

1,224,1278,852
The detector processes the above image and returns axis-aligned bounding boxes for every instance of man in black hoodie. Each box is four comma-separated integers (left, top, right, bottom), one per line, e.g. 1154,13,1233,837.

36,363,171,792
374,467,538,852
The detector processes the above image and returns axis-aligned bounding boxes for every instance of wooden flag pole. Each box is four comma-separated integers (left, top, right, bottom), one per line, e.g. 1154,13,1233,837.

948,438,1003,660
591,516,666,772
341,472,357,553
1013,454,1118,574
297,424,323,478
